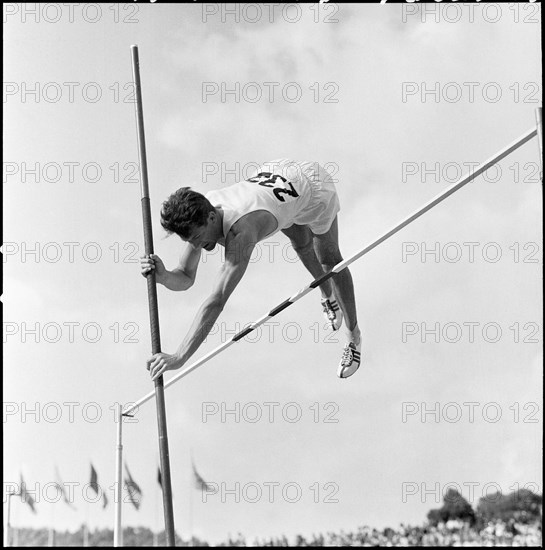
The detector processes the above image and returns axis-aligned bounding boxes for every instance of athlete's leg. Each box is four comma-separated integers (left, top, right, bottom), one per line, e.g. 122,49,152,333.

312,217,360,342
281,224,334,299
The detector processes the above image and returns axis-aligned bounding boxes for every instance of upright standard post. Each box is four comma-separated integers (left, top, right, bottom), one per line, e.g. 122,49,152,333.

113,404,123,547
130,44,176,546
535,107,542,182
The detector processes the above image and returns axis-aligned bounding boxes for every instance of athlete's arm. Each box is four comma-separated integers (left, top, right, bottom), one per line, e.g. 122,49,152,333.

147,226,257,380
140,244,201,291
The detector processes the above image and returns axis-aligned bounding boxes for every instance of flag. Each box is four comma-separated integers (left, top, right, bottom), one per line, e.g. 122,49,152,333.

19,474,37,513
54,466,77,510
191,461,215,493
124,463,143,510
89,463,108,509
156,465,175,502
89,464,99,495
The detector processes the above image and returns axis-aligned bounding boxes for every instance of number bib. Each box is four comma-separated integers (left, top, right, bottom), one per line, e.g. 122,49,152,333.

247,172,300,203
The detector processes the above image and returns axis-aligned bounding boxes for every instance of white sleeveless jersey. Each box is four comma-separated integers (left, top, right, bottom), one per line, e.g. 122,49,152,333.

205,159,313,240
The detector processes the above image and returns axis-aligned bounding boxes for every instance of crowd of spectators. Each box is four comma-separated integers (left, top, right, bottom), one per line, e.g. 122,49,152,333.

9,515,542,546
222,518,541,547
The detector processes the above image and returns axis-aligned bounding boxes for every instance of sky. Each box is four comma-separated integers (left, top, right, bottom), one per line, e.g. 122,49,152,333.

3,2,543,545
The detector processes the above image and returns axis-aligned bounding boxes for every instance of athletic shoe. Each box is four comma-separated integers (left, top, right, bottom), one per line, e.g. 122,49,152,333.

321,297,343,331
337,341,361,379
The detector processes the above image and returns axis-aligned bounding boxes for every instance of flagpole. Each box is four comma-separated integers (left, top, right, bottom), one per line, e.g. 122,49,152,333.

189,482,194,547
83,500,89,547
48,499,55,547
154,467,159,547
4,493,13,547
189,450,194,546
12,496,20,547
114,404,123,547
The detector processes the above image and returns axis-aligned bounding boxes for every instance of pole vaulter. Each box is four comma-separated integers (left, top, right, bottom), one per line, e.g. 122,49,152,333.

122,121,540,416
114,44,542,545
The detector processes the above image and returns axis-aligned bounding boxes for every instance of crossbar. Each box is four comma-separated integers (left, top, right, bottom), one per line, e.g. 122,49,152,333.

123,125,537,417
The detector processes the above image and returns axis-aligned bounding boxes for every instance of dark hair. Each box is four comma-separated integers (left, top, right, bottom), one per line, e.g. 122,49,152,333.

160,187,214,238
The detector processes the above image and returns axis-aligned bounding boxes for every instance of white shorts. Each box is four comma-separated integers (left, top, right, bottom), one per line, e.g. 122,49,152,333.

258,158,341,235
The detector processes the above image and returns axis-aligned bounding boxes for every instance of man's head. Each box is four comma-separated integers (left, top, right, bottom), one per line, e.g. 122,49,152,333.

161,187,218,249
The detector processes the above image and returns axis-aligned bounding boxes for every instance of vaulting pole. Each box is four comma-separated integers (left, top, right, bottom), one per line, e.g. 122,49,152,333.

129,44,176,546
123,123,538,417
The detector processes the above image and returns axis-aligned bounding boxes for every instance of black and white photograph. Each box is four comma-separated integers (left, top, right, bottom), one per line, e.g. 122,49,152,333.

3,1,543,546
